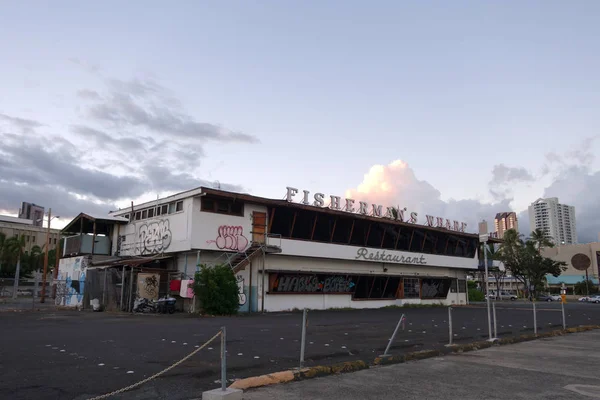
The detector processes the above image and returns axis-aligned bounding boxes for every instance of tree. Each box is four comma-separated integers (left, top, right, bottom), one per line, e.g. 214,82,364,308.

574,279,598,295
496,229,567,300
193,264,239,315
5,235,27,299
529,228,554,252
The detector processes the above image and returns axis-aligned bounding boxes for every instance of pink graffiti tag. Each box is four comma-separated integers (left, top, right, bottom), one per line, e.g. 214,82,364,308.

207,225,249,251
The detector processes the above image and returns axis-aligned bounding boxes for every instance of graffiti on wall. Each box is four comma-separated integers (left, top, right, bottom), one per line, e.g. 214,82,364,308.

207,226,249,251
236,275,247,305
137,273,160,300
55,256,87,307
138,220,172,255
421,279,451,299
270,273,356,293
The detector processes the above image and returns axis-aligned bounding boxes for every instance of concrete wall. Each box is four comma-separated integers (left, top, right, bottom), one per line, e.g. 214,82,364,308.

55,256,89,308
542,242,600,284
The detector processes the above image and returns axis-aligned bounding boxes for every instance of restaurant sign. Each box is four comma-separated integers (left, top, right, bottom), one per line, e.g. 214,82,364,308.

285,187,467,233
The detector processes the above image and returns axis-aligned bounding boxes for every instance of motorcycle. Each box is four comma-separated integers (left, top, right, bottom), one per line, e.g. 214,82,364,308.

133,297,158,313
157,297,177,314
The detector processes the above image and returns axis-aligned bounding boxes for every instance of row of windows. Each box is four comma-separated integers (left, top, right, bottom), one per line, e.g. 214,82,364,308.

269,206,478,258
201,197,244,216
122,200,184,222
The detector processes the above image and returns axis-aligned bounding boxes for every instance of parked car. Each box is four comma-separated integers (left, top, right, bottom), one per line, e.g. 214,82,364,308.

537,294,555,302
487,291,517,301
578,296,591,302
588,295,600,304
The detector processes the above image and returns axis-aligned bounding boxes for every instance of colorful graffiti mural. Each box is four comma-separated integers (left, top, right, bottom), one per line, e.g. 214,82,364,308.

55,256,88,308
207,225,249,251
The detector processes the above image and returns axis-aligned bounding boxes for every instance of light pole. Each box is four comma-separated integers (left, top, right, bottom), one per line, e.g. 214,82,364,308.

40,209,59,303
479,220,494,341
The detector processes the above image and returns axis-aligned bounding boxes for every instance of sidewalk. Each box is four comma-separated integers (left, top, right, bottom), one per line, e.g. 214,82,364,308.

0,297,58,312
242,330,600,400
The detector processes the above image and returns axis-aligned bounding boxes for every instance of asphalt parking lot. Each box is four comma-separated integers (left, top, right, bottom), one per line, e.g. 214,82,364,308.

1,301,599,400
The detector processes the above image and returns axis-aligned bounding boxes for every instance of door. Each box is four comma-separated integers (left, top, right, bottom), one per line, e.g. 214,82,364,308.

252,212,267,244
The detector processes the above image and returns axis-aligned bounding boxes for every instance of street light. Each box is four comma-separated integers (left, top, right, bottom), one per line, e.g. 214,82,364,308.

478,220,495,341
40,209,59,303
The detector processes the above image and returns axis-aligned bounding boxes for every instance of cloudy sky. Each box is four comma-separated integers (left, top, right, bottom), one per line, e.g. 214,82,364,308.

1,1,599,241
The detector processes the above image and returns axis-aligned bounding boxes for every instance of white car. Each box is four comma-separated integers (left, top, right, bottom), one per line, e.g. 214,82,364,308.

487,291,517,301
578,296,591,302
549,294,562,302
588,295,600,304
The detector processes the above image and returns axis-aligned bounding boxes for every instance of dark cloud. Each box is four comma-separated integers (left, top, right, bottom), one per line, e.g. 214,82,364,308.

0,113,44,134
490,164,535,186
70,124,146,151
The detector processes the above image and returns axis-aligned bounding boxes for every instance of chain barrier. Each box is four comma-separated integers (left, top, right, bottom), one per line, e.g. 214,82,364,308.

86,330,223,400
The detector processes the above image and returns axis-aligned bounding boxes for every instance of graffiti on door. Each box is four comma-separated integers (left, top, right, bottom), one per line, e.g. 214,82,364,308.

207,226,249,251
236,275,247,305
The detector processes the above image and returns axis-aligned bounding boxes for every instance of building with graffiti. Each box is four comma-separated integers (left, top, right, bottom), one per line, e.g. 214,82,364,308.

57,186,493,312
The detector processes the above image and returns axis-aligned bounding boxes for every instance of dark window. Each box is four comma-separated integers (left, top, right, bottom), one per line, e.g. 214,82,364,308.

176,201,183,212
32,236,36,243
141,210,148,219
403,278,420,298
332,217,353,244
421,279,451,299
156,207,162,216
161,205,168,215
269,207,296,238
135,211,141,220
353,276,374,299
422,232,437,253
455,237,467,257
383,277,401,298
201,197,243,216
349,220,369,246
396,228,412,251
382,225,399,250
410,230,426,252
291,210,315,240
445,235,458,256
436,233,448,254
147,208,154,218
366,223,385,248
312,214,335,242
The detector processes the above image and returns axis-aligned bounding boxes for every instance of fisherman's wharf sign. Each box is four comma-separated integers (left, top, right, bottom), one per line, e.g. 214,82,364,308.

285,187,468,233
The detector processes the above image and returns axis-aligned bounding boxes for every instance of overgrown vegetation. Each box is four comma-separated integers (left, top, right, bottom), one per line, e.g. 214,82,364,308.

494,229,567,299
574,279,599,295
193,264,239,315
0,233,62,279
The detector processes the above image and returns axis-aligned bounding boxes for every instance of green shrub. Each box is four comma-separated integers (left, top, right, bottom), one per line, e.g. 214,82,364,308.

193,264,239,315
468,288,485,302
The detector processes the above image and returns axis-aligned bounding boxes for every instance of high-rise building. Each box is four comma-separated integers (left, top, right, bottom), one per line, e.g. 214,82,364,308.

494,212,518,238
18,202,44,227
528,197,577,245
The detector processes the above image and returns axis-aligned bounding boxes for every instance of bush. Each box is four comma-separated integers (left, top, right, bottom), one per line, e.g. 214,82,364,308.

574,279,599,295
193,264,239,315
467,281,478,290
468,288,485,302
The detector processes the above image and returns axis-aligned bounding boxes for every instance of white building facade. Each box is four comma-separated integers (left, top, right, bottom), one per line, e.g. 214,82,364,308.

59,187,483,312
528,197,577,244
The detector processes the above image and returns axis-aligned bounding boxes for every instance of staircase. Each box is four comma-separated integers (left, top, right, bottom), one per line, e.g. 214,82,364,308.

228,243,264,273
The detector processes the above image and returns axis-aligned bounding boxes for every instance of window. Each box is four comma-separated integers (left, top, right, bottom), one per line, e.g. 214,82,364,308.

349,220,369,246
200,197,244,216
142,210,148,219
148,208,154,218
176,201,183,212
161,205,168,215
290,210,315,240
32,236,36,243
331,217,353,244
156,207,162,216
168,202,176,214
421,279,451,299
135,211,141,221
353,276,401,299
312,214,335,242
270,207,295,238
403,278,420,299
26,236,30,242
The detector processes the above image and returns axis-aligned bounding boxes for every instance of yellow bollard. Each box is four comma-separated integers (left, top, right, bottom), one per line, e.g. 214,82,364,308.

561,294,567,304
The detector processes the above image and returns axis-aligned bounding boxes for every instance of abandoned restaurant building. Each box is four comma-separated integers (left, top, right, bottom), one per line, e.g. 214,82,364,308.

56,186,484,312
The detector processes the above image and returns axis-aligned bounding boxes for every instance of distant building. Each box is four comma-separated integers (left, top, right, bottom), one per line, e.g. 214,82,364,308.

542,242,600,290
18,202,45,227
494,212,518,238
0,215,61,254
528,198,577,244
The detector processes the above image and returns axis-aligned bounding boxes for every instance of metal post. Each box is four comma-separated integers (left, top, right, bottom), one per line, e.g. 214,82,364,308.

383,314,405,356
492,301,498,339
120,266,125,311
484,240,493,340
448,307,453,345
561,300,566,330
128,267,134,312
102,268,107,307
221,326,227,391
300,308,308,368
41,208,51,303
533,301,537,336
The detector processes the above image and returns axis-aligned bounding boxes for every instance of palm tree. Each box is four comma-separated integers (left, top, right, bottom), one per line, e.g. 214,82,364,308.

6,235,26,299
529,228,554,253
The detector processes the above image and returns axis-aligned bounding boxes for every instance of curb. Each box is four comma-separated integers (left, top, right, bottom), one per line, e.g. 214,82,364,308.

230,325,600,391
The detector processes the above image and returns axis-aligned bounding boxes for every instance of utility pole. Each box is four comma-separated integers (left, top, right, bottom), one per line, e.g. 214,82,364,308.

40,208,51,303
479,220,494,341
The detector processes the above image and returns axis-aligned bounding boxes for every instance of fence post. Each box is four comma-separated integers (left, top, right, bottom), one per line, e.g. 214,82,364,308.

492,301,498,339
533,301,537,336
561,300,566,330
120,266,125,311
102,269,107,308
221,326,227,391
448,307,453,346
382,313,405,356
300,308,308,368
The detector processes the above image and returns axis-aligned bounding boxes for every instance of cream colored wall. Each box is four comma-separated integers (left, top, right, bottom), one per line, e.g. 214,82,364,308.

0,222,61,253
542,243,600,279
